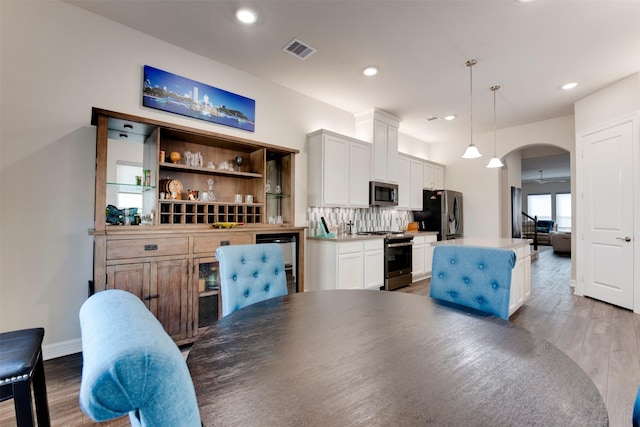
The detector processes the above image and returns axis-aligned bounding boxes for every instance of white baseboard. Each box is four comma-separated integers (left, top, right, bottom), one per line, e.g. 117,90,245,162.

43,338,82,360
570,279,576,288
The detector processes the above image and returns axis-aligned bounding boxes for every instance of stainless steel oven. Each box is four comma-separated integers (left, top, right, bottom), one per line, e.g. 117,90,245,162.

384,234,413,291
356,231,414,291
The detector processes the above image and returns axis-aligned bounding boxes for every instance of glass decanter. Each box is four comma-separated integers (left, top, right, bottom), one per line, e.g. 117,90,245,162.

201,178,216,202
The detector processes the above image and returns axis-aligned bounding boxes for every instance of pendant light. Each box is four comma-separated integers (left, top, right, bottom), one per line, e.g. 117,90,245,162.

486,85,504,168
462,59,481,159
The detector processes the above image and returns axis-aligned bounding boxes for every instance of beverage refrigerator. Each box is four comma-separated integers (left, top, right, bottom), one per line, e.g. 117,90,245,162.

414,190,463,241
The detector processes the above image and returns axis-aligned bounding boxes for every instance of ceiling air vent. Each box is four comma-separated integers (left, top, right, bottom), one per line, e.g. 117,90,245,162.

282,38,317,60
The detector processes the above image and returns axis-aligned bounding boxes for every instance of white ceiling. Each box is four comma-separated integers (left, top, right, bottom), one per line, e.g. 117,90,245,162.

67,0,639,177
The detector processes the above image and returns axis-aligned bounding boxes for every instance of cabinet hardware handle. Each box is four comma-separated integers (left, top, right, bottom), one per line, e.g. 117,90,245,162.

143,294,159,300
144,244,158,251
616,237,632,242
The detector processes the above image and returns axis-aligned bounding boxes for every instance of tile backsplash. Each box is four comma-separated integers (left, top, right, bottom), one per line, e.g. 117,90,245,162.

307,207,411,236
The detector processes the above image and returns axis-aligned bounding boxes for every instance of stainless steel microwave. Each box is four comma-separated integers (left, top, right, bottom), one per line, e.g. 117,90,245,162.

369,181,398,207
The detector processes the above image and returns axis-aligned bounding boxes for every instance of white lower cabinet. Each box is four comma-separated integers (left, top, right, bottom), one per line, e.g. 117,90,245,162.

338,242,364,289
412,234,438,282
412,236,426,277
509,244,532,316
363,239,384,290
307,238,384,291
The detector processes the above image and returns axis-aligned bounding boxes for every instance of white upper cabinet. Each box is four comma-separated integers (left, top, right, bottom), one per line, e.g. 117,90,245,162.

399,153,446,210
433,165,444,190
424,163,444,190
349,140,371,207
308,129,371,208
410,159,424,210
423,162,434,191
397,155,411,210
355,108,401,184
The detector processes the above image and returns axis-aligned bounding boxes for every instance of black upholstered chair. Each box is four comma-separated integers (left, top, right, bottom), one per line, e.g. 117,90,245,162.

0,328,50,427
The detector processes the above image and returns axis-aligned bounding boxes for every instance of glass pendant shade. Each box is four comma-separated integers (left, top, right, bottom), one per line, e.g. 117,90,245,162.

486,85,503,168
486,156,504,168
463,144,482,159
462,59,481,159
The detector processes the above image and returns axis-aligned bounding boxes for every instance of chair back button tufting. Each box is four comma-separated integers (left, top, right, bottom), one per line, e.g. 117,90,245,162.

430,245,516,320
216,243,289,317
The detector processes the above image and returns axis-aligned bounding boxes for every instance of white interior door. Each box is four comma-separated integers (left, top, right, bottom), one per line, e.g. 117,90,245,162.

580,119,634,309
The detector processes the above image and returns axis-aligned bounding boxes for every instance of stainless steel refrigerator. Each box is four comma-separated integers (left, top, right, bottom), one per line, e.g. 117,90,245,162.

418,190,463,241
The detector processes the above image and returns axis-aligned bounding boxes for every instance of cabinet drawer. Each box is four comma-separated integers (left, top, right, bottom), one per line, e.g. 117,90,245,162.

107,238,189,260
338,241,363,254
193,235,253,254
363,239,383,251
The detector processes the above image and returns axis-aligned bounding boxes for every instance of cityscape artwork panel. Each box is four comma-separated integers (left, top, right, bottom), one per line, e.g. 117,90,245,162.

143,65,255,132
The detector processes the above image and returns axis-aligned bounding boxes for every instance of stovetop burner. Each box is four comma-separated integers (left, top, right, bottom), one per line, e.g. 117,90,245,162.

356,230,413,240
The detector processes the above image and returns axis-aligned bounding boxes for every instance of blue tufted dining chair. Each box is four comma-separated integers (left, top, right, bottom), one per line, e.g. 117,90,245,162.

633,385,640,426
430,245,516,320
79,290,201,427
216,243,288,317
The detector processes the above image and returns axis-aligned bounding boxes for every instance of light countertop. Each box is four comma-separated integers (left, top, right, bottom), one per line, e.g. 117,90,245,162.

307,230,438,242
432,237,532,249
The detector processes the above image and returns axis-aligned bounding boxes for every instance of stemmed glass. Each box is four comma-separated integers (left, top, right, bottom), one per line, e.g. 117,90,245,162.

235,156,244,172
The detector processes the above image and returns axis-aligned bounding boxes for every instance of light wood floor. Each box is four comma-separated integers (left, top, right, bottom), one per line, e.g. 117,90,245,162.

2,246,638,426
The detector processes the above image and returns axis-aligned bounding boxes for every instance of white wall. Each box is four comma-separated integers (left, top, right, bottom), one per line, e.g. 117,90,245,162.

0,0,358,357
575,73,640,133
398,133,431,160
431,115,575,239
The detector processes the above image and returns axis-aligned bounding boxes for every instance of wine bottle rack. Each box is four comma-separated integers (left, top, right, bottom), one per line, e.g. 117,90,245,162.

158,200,262,225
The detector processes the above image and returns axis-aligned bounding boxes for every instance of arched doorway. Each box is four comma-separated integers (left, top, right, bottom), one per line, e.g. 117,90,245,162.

499,143,575,287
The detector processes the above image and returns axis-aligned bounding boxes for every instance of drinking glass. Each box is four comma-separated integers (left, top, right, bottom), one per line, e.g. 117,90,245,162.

235,156,244,172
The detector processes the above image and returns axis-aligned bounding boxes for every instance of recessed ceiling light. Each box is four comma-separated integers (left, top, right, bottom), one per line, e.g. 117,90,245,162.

443,115,457,121
363,66,378,77
561,82,578,90
236,8,257,25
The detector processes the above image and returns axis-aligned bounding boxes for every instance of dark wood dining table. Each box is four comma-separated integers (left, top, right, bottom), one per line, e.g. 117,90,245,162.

187,290,608,426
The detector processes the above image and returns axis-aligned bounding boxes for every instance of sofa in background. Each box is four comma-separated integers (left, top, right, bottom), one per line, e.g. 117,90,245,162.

522,219,556,245
551,232,571,254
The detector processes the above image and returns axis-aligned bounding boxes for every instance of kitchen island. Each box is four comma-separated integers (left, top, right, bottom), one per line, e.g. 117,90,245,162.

433,237,533,317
